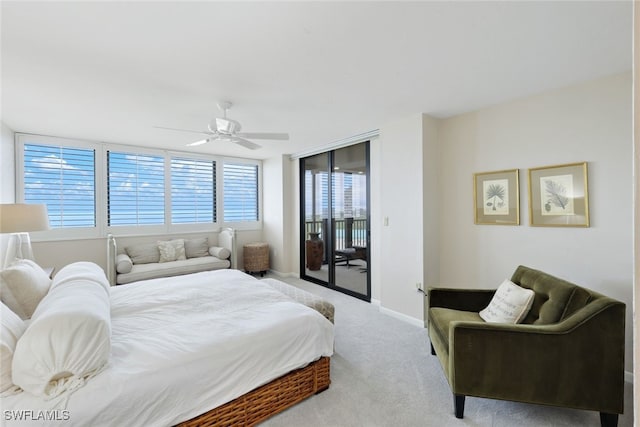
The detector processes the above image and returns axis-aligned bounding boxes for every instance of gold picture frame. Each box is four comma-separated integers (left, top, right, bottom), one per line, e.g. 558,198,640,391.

528,162,589,227
473,169,520,225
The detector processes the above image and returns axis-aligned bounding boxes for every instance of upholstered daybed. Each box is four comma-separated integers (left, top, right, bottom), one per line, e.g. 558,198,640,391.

2,262,334,427
106,228,235,285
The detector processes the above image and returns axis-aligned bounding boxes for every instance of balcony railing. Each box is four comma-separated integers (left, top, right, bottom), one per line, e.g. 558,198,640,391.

304,218,367,251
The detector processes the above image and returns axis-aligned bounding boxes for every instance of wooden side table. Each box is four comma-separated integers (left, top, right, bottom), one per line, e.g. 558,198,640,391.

243,243,269,277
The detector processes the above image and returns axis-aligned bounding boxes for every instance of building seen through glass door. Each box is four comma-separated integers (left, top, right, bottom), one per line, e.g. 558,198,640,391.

300,142,370,301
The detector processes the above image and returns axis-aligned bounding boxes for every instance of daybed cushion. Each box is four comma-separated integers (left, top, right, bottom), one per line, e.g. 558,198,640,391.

125,243,160,265
12,262,111,399
479,279,535,324
116,255,230,285
1,302,26,394
185,237,209,258
158,239,187,263
0,259,52,319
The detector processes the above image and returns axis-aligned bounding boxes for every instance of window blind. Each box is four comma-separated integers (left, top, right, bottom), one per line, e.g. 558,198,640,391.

171,157,216,224
23,143,96,228
107,151,165,226
223,163,258,222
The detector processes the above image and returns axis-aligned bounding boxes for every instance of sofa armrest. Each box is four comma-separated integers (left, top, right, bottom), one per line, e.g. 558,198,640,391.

449,297,625,413
428,287,495,312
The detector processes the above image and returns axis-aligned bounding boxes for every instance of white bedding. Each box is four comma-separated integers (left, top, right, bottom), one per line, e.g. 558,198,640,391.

2,269,334,426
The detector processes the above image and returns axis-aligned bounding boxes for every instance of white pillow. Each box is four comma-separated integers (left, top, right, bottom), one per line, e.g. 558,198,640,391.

479,279,535,324
0,277,27,320
209,246,231,260
158,239,186,263
12,269,111,399
0,302,26,394
0,259,52,319
125,243,160,265
185,237,210,259
51,261,110,294
115,254,133,274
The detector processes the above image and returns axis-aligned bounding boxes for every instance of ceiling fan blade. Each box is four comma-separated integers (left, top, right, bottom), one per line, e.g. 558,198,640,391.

154,126,209,135
235,132,289,141
231,137,261,150
186,138,209,147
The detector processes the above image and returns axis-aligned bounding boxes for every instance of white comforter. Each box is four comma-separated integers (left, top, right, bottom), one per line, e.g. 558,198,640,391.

2,270,334,426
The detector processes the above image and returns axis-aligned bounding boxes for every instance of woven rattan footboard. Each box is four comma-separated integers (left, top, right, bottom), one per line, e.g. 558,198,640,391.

178,356,331,426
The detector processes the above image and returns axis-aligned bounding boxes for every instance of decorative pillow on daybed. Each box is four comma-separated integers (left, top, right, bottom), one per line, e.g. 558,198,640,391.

0,259,52,320
12,262,111,399
158,239,187,263
209,246,231,259
115,253,133,274
125,242,160,265
479,279,535,324
184,237,210,258
1,302,26,395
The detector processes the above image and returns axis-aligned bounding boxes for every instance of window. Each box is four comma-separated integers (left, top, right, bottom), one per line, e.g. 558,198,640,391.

224,163,259,222
16,133,262,237
23,143,96,228
107,151,165,226
171,157,216,224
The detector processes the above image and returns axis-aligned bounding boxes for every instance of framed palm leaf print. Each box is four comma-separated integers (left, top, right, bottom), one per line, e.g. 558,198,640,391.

528,162,589,227
473,169,520,225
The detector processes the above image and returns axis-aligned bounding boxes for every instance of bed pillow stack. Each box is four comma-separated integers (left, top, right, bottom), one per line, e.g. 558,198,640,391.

0,259,52,320
12,262,111,399
0,302,26,395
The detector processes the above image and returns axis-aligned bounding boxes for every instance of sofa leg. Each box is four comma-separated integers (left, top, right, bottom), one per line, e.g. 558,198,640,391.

430,343,436,355
600,412,618,427
454,394,465,419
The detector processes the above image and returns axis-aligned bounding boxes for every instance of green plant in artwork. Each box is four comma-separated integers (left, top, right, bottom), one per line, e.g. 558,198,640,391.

485,184,506,211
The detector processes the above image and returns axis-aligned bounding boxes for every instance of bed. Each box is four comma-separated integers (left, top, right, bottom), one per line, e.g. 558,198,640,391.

2,266,334,426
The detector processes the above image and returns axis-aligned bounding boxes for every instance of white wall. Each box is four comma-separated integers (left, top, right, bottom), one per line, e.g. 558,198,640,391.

0,122,16,262
438,72,634,373
633,2,638,408
263,156,285,273
378,114,426,322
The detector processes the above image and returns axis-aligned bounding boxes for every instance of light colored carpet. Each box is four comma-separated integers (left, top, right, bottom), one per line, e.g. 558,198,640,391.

261,274,635,427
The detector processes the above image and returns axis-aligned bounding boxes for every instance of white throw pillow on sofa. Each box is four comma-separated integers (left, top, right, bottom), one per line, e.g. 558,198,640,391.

209,246,231,260
0,302,26,394
158,239,187,263
0,259,52,319
479,279,535,324
12,262,111,399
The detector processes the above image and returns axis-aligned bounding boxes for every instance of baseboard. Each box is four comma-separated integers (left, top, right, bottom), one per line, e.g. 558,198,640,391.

625,371,633,384
378,306,424,328
371,298,381,307
267,270,299,278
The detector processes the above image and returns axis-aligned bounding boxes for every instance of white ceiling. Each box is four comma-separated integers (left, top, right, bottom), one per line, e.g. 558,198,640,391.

1,1,632,160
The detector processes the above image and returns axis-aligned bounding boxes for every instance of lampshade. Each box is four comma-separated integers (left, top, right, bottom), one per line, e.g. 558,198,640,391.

0,204,50,233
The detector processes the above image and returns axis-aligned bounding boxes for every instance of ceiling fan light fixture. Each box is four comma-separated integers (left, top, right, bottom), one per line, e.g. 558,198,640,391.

215,117,241,134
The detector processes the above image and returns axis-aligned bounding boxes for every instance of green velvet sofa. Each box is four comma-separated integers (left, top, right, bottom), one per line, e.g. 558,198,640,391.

427,265,626,427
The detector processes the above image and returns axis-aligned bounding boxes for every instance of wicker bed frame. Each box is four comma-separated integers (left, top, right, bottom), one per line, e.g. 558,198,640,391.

178,356,331,426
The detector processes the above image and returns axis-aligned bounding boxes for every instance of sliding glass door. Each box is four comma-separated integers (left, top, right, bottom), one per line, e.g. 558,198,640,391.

300,142,370,301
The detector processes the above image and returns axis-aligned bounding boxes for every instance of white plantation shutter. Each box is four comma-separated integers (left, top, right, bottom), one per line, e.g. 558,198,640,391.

23,143,96,228
223,163,259,222
171,157,216,224
107,151,165,226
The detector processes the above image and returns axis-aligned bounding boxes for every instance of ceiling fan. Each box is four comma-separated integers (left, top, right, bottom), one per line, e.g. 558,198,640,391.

155,101,289,150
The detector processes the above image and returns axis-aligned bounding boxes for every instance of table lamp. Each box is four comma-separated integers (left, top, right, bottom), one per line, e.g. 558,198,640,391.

0,204,50,268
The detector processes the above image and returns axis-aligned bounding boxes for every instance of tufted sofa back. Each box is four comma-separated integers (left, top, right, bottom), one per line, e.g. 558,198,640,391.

510,265,600,325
